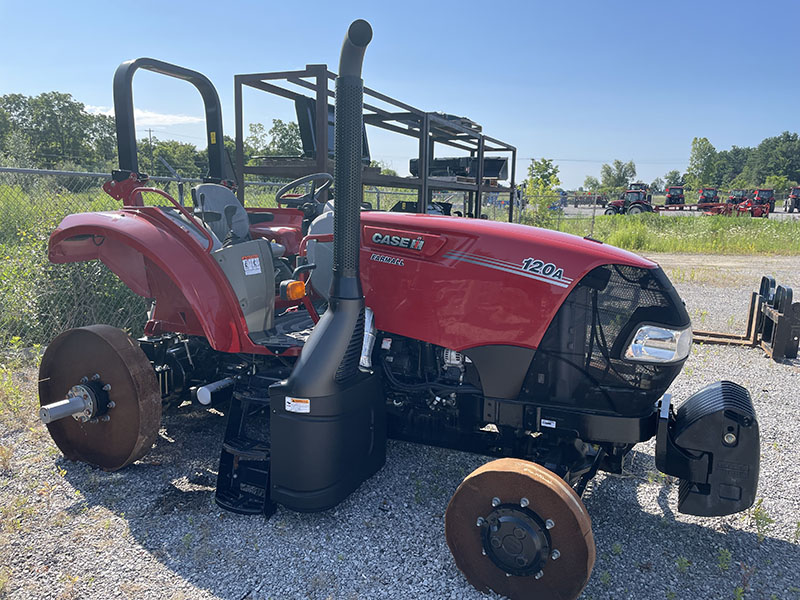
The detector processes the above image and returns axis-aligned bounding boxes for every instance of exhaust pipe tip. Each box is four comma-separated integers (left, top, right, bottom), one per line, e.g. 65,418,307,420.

339,19,373,77
347,19,373,48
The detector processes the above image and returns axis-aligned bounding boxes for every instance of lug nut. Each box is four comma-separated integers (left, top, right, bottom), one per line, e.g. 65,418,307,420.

476,517,486,527
520,497,529,508
102,384,112,392
505,572,511,578
481,548,486,556
100,415,110,422
80,377,88,384
545,519,555,530
551,549,560,560
491,497,501,507
91,374,100,381
723,432,737,445
107,401,115,409
535,570,544,580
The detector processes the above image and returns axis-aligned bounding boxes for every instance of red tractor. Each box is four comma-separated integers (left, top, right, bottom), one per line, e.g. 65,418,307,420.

728,188,749,204
786,186,800,213
604,188,654,214
698,187,720,204
35,21,760,600
752,188,776,213
664,185,685,206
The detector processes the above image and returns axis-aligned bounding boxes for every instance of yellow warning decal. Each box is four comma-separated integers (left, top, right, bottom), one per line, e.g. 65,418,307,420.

210,132,217,144
285,396,310,414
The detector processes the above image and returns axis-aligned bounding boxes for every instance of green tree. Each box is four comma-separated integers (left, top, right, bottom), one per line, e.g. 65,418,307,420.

764,174,797,193
525,158,561,224
663,170,684,187
245,122,269,157
741,131,800,185
650,177,664,194
583,175,600,191
527,158,561,191
0,108,10,149
712,146,750,187
370,159,398,177
87,113,117,169
138,137,205,178
600,159,636,193
266,119,301,155
686,137,717,188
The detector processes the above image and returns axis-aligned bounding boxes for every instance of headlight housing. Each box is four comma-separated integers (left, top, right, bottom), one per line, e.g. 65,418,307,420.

624,324,693,364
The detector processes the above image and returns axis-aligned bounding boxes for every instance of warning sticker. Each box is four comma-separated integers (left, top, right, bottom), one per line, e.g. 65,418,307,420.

541,419,556,429
242,255,262,276
285,396,310,414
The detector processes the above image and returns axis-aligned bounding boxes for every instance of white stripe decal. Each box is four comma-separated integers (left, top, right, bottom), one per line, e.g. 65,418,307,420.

443,253,570,288
444,250,573,284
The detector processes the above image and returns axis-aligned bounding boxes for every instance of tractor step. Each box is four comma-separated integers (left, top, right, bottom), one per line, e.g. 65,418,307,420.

221,437,270,461
249,308,317,352
214,387,276,517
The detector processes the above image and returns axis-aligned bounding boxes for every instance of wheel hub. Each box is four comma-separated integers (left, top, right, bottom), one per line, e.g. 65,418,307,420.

481,505,551,576
67,379,112,422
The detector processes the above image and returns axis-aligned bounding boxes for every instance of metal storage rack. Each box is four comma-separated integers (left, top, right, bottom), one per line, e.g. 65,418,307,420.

234,64,517,220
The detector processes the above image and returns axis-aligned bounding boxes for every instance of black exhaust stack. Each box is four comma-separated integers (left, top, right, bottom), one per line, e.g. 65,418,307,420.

267,20,386,512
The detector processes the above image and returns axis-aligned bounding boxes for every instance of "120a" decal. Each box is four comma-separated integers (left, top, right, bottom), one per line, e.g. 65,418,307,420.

521,258,565,280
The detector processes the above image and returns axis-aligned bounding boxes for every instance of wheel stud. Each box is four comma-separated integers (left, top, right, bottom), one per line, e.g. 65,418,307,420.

103,384,112,392
491,496,501,507
545,519,555,529
551,549,560,560
80,376,88,384
107,401,115,409
535,570,544,580
91,373,100,381
476,517,486,527
520,497,529,508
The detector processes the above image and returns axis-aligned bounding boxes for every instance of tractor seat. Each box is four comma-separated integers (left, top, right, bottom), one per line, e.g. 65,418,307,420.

192,184,251,244
191,184,284,257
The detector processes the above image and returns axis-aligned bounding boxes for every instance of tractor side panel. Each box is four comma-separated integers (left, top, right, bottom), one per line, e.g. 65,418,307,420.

358,212,655,352
48,211,267,354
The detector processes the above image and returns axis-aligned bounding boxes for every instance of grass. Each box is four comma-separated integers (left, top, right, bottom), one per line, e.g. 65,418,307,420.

676,556,691,574
745,499,775,543
527,212,800,255
2,174,799,350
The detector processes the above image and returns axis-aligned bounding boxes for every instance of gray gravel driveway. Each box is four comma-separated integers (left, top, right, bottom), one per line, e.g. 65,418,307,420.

0,254,798,600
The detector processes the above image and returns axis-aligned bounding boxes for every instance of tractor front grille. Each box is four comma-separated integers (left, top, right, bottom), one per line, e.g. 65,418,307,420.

522,264,690,417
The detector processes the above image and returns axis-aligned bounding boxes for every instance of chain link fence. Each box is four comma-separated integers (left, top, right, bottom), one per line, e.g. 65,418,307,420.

0,167,554,351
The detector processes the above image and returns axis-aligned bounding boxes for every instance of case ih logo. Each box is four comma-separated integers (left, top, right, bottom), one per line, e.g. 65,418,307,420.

371,232,425,251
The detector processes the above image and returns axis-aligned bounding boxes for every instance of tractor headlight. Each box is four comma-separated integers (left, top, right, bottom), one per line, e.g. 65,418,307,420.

624,324,692,364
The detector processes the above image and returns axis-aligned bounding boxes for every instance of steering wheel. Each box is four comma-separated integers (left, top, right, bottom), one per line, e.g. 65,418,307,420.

275,173,333,207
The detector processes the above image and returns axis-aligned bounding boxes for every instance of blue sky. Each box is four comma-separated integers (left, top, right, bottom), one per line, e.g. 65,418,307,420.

1,0,798,188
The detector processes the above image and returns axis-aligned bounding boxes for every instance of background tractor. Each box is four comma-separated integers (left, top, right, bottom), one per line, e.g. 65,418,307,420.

604,188,654,214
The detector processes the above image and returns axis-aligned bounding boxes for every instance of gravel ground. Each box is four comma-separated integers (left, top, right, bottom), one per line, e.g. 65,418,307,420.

1,254,798,600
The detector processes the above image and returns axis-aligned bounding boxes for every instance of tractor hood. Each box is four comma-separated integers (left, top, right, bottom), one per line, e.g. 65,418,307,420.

358,211,663,351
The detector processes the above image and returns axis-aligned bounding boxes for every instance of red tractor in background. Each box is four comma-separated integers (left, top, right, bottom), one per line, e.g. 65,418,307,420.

664,185,685,206
698,187,720,204
752,188,776,213
34,20,761,600
728,189,750,204
604,188,654,214
786,186,800,213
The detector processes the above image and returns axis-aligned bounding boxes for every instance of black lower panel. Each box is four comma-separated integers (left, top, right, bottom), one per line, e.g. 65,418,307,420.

268,371,386,512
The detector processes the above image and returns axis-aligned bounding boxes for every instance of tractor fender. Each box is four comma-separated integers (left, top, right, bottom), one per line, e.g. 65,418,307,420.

48,209,263,354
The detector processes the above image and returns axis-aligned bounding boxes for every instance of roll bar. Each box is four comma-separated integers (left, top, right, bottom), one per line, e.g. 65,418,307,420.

112,57,233,184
